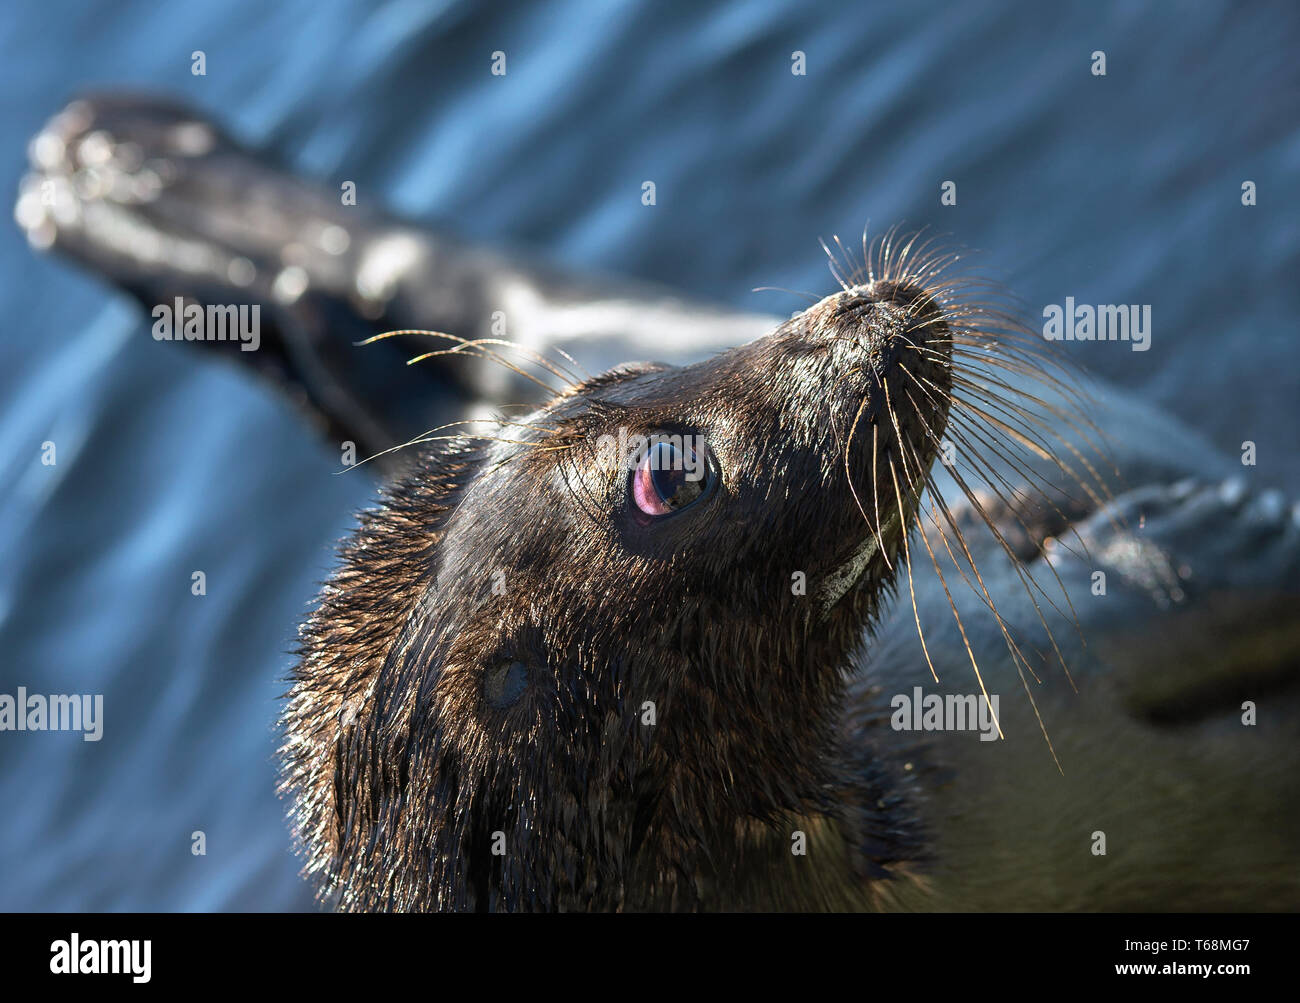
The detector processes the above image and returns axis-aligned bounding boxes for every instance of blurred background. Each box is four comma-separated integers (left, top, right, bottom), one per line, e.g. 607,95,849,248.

0,0,1296,909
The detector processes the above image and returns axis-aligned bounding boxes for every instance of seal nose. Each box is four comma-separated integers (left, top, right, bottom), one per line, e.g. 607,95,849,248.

807,280,946,358
799,279,953,387
796,278,954,487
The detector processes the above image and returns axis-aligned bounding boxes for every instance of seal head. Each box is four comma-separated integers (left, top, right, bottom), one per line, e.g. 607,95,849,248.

282,268,959,911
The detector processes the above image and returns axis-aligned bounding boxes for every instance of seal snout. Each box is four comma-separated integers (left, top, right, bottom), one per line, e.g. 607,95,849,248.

798,279,953,436
787,278,956,611
809,280,947,356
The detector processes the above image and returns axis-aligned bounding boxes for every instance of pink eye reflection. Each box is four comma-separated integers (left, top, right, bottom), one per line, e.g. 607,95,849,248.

632,458,671,516
630,441,708,518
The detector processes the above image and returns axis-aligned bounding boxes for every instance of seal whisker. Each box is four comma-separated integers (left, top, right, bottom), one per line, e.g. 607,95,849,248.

914,427,1081,692
837,379,894,572
896,364,1097,570
825,366,867,452
545,344,593,384
911,463,1046,699
883,417,1001,735
914,462,1068,774
950,391,1116,527
887,448,938,683
839,225,1092,707
914,479,1047,689
818,236,854,292
943,369,1117,497
945,350,1111,447
361,328,586,389
914,472,1065,773
860,222,872,285
402,340,568,396
831,233,862,293
870,415,891,571
901,351,1109,548
939,409,1095,570
939,390,1099,530
915,449,1066,774
752,285,821,303
370,329,577,393
901,393,1084,671
346,422,571,473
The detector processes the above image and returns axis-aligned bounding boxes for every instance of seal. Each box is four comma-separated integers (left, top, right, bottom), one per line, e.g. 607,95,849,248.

279,234,1108,911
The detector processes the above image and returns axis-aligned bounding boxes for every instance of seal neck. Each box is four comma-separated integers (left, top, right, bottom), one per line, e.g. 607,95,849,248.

620,717,925,910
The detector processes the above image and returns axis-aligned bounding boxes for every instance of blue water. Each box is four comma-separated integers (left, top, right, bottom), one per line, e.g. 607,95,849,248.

1,0,1296,910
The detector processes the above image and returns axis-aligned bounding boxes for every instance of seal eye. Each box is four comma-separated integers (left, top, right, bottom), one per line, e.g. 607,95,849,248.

631,439,710,518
